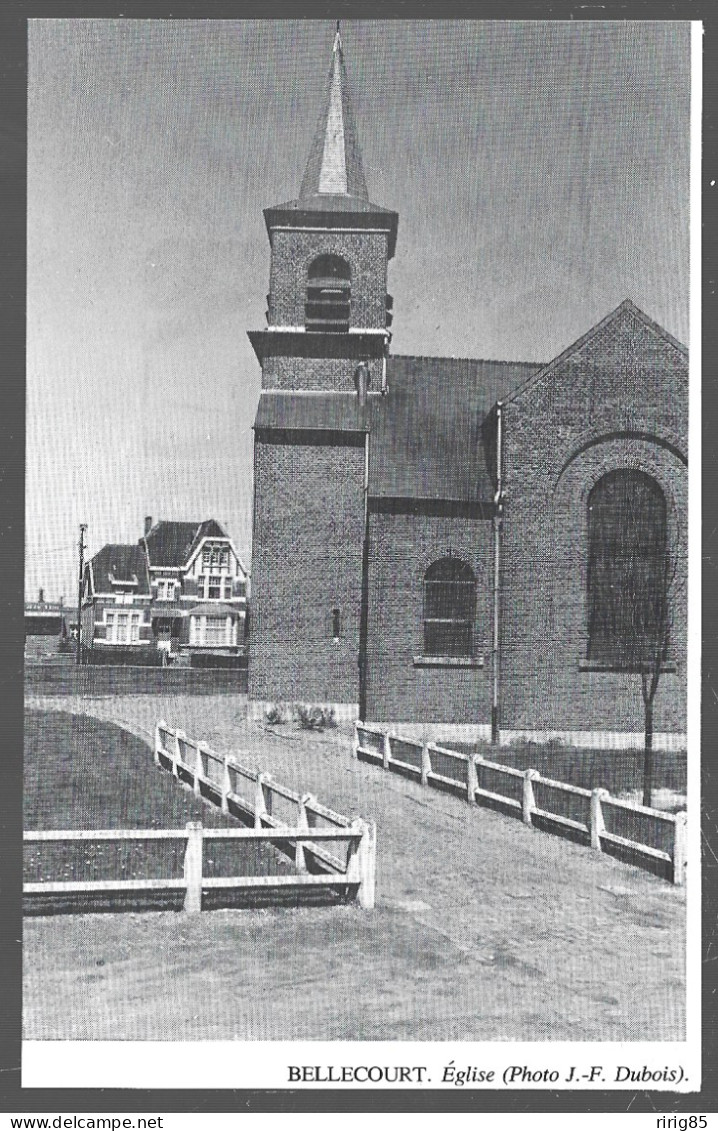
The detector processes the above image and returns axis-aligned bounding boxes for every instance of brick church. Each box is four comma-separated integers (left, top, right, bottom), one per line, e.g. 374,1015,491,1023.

248,30,688,745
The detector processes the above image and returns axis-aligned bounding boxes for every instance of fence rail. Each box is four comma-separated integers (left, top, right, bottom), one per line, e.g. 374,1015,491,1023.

354,723,686,885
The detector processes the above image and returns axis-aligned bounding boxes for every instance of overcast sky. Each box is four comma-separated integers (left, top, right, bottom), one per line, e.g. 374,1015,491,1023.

27,18,691,602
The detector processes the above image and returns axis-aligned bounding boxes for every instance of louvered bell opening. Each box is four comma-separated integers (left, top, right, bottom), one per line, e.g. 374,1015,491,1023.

305,279,351,333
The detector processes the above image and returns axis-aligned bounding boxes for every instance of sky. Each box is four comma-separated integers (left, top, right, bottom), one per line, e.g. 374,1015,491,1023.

27,18,691,602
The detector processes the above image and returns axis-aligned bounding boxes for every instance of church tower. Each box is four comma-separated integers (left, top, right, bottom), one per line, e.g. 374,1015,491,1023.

249,27,398,712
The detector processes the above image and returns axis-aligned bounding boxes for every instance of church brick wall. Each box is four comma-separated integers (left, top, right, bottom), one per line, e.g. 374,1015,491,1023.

249,433,365,705
364,510,494,723
500,310,688,735
268,229,389,331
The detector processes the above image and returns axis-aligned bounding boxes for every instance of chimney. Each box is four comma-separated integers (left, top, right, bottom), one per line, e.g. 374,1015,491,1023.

38,587,44,604
144,516,152,536
354,362,370,408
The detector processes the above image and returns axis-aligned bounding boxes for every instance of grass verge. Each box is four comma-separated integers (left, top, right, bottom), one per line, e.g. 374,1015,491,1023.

24,710,294,894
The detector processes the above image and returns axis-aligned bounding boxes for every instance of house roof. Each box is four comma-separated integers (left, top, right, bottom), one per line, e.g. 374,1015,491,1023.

142,520,228,568
187,603,242,618
89,544,150,594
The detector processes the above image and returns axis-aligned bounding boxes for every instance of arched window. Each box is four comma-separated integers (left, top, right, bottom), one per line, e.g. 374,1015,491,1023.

587,470,668,667
305,254,351,332
423,558,476,657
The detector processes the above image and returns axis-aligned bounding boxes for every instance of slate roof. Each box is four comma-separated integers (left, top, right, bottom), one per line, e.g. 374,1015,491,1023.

299,29,368,202
370,357,543,502
254,392,370,434
187,603,242,618
264,30,398,255
90,544,150,594
142,520,228,568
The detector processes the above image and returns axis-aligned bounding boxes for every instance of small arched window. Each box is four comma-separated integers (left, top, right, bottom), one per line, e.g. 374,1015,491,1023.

423,558,476,657
305,254,351,333
587,469,668,667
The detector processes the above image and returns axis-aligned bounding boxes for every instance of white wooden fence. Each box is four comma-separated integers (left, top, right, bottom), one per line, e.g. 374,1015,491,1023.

22,723,376,915
24,822,375,914
354,723,686,885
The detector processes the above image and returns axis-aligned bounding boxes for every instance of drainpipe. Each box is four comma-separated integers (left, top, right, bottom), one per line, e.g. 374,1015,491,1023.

358,426,371,722
491,403,504,746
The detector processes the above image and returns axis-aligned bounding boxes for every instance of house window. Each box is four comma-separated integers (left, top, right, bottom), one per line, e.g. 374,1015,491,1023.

587,469,668,668
105,611,140,644
332,608,341,641
156,579,175,601
205,616,227,645
191,614,230,646
305,254,351,333
423,558,476,657
224,579,233,600
208,575,222,599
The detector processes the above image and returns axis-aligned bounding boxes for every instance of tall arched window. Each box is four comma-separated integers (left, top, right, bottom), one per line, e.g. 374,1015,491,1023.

305,254,351,332
423,558,476,657
587,470,668,667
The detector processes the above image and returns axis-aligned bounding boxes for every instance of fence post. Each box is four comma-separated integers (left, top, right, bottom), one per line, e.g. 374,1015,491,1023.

194,741,209,796
522,769,539,827
590,788,609,851
221,756,232,814
295,793,312,874
154,719,165,767
255,772,270,828
673,810,687,886
349,818,376,910
383,731,392,771
173,728,187,778
467,755,479,803
183,822,203,914
421,743,431,787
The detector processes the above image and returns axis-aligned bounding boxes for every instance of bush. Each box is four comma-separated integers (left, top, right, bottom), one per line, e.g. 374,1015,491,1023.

264,704,284,726
296,704,335,731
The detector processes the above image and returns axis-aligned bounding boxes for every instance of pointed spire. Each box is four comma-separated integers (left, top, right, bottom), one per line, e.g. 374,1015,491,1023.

299,24,369,202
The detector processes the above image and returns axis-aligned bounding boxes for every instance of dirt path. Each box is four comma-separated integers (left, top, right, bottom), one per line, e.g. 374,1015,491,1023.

24,694,686,1041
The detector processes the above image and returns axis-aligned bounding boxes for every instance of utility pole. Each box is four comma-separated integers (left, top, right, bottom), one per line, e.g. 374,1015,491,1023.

76,523,87,665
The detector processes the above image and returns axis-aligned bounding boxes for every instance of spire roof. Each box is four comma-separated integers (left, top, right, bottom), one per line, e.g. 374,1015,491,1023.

263,25,398,258
299,26,369,204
